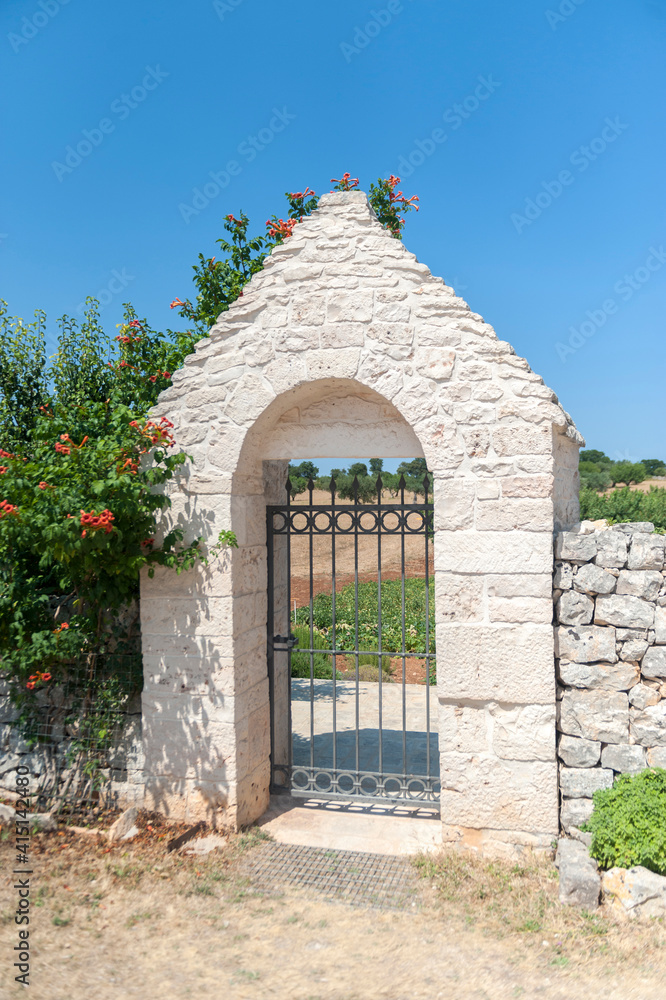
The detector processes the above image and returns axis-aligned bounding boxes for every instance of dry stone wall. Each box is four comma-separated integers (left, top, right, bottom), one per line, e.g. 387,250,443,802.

554,521,666,834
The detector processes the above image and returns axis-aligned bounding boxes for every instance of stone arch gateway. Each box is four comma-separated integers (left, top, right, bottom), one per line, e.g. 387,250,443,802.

139,190,583,854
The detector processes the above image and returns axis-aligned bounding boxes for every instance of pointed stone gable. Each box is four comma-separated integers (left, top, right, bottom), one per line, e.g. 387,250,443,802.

140,190,583,854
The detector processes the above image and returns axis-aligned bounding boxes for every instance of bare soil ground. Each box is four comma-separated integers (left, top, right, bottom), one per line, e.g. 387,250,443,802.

2,813,666,1000
289,490,433,608
602,477,666,495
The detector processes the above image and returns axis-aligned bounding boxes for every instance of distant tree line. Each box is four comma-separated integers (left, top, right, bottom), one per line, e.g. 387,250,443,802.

286,458,431,503
579,450,666,492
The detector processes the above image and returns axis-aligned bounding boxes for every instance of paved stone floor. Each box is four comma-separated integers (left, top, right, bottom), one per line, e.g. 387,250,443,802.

290,678,439,777
259,679,442,855
257,795,442,855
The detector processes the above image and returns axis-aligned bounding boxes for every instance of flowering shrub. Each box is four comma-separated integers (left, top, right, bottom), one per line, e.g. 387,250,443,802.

0,172,418,767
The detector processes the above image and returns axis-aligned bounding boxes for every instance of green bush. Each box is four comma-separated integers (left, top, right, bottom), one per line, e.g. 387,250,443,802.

300,577,435,659
582,768,666,875
579,485,666,530
289,624,341,680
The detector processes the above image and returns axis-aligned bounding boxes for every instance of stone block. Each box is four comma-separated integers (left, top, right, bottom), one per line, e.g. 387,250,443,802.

557,591,594,626
642,646,666,679
602,866,666,919
475,498,553,532
413,348,455,381
559,766,614,798
628,683,660,710
439,753,558,833
559,689,629,743
488,596,553,624
595,595,654,630
557,734,601,767
619,638,649,662
557,660,639,691
326,289,373,323
573,563,616,595
437,624,554,703
487,575,551,600
434,575,484,622
627,534,665,571
434,531,553,575
616,570,663,602
556,838,600,908
489,703,555,762
655,607,666,644
438,704,490,755
500,475,553,498
554,562,573,590
595,531,628,568
555,625,617,664
432,480,476,531
630,702,666,746
601,743,647,773
555,531,597,563
560,797,594,830
647,747,666,767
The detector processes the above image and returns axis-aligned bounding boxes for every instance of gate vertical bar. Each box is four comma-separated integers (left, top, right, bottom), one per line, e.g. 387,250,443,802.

353,476,360,779
330,476,337,775
376,474,383,777
307,479,315,772
400,474,407,775
286,477,293,771
424,472,431,776
266,504,276,788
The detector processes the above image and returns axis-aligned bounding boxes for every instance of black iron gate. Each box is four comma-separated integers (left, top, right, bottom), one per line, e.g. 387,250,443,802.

267,473,439,807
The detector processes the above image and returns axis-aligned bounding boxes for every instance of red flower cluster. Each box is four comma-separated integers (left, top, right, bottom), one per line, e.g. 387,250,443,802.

149,371,171,383
0,449,14,459
0,499,19,519
170,298,185,310
38,481,51,490
129,416,175,448
289,187,316,200
128,320,142,328
266,217,298,239
54,432,88,455
54,622,69,634
26,670,52,691
225,214,243,227
0,467,7,475
80,508,115,538
331,173,360,191
141,538,154,548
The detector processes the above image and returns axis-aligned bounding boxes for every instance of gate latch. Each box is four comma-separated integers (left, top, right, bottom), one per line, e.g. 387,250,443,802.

273,633,298,651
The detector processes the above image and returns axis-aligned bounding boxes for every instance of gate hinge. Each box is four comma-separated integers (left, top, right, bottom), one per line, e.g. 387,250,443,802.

272,633,298,650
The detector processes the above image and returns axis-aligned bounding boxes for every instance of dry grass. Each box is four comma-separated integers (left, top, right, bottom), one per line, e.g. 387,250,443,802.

2,816,666,1000
412,848,666,966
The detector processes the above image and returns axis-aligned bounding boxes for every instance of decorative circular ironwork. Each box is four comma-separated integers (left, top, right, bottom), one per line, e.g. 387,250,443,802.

271,511,289,533
405,510,427,533
312,510,333,533
333,511,354,533
379,510,402,533
268,503,433,536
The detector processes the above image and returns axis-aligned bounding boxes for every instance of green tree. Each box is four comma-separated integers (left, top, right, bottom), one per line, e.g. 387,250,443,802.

641,459,666,477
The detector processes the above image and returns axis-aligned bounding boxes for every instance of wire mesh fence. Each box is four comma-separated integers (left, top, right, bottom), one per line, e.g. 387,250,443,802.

1,650,144,816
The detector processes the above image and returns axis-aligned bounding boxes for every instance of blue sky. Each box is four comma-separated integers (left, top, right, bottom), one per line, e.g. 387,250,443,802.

2,0,665,467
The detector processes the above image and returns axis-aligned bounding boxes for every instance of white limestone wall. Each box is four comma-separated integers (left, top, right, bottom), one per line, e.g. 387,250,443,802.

140,190,582,849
